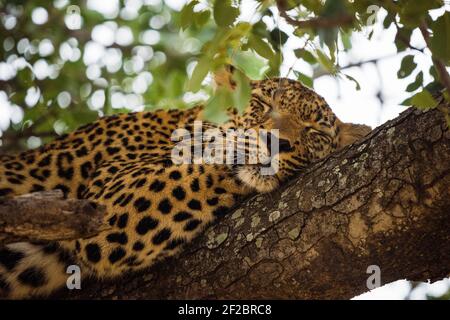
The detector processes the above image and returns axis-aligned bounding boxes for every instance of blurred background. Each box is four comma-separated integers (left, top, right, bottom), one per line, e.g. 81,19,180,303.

0,0,448,299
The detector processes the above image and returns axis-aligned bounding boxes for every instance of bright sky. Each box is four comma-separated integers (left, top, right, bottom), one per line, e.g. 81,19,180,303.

0,0,448,299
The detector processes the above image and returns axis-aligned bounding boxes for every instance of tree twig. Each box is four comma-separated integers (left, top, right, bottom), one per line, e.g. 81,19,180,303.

393,20,425,53
314,53,400,78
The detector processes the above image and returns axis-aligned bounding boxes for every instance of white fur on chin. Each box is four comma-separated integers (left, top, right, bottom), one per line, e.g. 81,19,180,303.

236,166,279,193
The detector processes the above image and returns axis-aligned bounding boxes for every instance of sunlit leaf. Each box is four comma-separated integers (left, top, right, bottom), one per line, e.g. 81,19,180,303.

227,22,252,46
232,50,269,80
187,56,211,92
294,71,314,88
410,89,438,109
204,87,232,123
340,31,352,50
232,69,252,113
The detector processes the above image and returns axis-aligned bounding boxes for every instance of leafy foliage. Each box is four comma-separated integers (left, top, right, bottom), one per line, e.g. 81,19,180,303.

0,0,449,151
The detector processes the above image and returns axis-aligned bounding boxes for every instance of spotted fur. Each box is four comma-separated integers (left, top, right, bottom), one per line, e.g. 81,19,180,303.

0,74,370,298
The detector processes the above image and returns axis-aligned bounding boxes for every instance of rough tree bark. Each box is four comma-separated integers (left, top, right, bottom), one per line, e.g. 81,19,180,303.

1,105,447,298
0,190,108,245
50,104,449,300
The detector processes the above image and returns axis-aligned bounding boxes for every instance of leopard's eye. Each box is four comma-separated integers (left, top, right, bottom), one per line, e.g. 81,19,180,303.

252,95,273,120
304,126,327,136
303,126,332,141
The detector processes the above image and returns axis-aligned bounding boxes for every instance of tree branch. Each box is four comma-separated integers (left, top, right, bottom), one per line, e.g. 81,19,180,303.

0,190,109,245
276,0,353,29
314,53,401,79
57,102,450,299
393,20,425,53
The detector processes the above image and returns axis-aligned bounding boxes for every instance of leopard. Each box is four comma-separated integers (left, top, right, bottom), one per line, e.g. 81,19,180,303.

0,67,371,299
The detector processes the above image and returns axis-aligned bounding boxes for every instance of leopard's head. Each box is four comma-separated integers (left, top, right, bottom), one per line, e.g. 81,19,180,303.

215,66,372,193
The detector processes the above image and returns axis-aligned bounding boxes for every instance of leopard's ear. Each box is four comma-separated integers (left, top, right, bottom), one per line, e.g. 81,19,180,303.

213,64,237,90
336,119,372,149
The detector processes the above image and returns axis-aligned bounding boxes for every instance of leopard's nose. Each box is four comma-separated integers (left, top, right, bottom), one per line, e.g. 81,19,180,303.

278,138,293,153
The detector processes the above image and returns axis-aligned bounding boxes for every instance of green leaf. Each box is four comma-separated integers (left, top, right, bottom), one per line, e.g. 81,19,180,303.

293,27,307,38
195,10,211,28
316,49,336,74
399,0,442,27
252,21,269,38
269,28,288,49
344,74,361,90
232,69,252,113
294,71,313,88
395,27,413,51
187,56,210,92
383,12,396,29
227,22,252,47
318,28,338,61
180,0,198,30
321,0,348,17
231,50,269,80
283,0,303,10
248,34,275,61
340,31,352,50
411,89,438,109
406,71,423,92
425,80,444,94
294,49,317,64
204,87,232,123
400,97,412,106
431,12,450,63
213,0,239,28
429,65,440,82
301,0,322,13
397,55,416,79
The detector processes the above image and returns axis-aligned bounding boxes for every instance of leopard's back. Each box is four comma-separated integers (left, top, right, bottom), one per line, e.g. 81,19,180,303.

0,75,370,298
0,106,250,298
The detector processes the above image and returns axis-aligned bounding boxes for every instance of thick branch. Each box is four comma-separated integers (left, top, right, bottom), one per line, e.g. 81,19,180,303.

59,103,450,299
0,190,108,245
